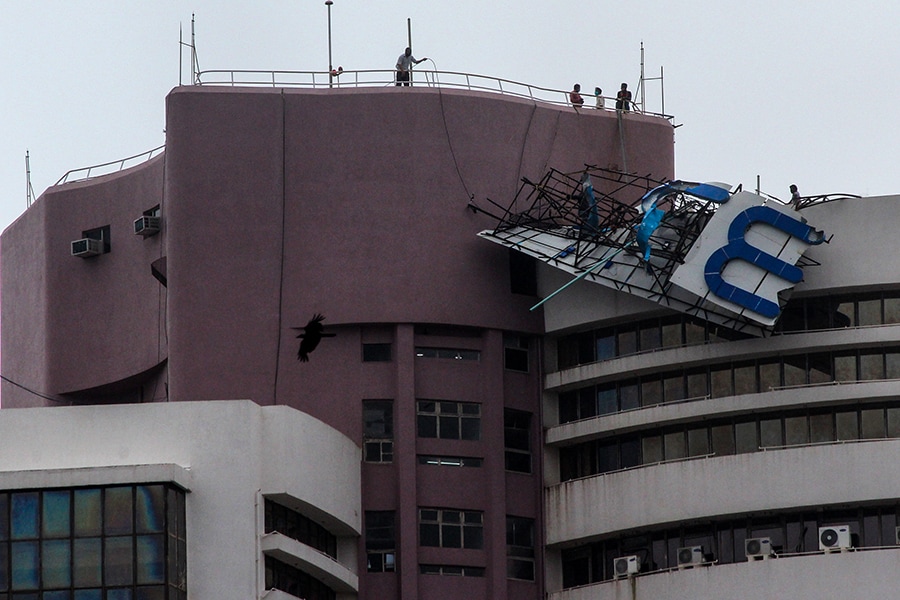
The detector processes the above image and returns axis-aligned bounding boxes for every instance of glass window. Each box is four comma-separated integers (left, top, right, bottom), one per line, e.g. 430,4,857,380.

759,361,781,391
419,509,483,550
0,485,185,597
733,363,756,395
504,409,532,473
684,319,706,345
783,356,806,387
265,499,337,558
364,400,394,463
640,378,662,407
362,343,392,362
860,352,884,380
417,401,480,441
619,383,639,411
735,421,757,454
687,428,710,456
639,322,662,352
858,298,881,326
835,354,857,382
661,320,682,348
506,517,535,581
596,332,616,361
885,297,900,324
504,335,530,372
617,328,637,356
809,412,834,443
760,419,783,448
861,409,885,439
784,416,808,446
836,411,859,440
711,425,735,456
596,386,617,416
835,301,856,327
620,437,641,470
710,368,732,398
886,352,900,379
686,370,708,399
663,431,685,460
365,511,396,573
663,374,686,403
888,408,900,437
641,435,663,464
808,354,833,384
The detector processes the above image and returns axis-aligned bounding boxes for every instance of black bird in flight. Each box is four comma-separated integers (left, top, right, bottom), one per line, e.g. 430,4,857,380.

293,313,335,362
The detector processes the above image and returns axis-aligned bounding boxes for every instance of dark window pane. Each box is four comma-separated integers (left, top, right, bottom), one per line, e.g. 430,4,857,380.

135,486,165,534
10,541,38,590
733,364,756,395
105,488,133,535
136,535,166,584
858,298,881,326
363,343,392,362
759,362,781,390
886,352,900,379
619,383,639,411
836,411,859,440
73,538,102,587
640,378,662,407
558,391,578,423
642,435,663,464
620,437,640,469
711,425,735,456
687,428,709,456
784,416,808,445
441,524,461,548
42,491,70,538
735,422,757,454
834,354,857,382
596,333,616,360
686,371,707,399
597,386,617,415
420,523,439,547
105,536,134,586
861,409,885,439
617,328,637,356
808,353,833,384
860,353,884,380
835,301,856,327
597,443,618,473
710,368,732,398
417,415,437,438
42,539,71,588
783,356,806,387
11,494,38,540
661,320,682,348
885,298,900,324
810,413,833,443
505,347,529,372
74,490,101,537
888,408,900,437
760,419,782,448
639,323,661,352
684,320,706,345
663,374,685,402
461,418,481,441
663,431,685,460
463,525,483,549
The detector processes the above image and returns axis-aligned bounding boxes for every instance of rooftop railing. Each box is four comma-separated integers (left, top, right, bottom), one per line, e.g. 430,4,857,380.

194,68,669,119
55,144,166,186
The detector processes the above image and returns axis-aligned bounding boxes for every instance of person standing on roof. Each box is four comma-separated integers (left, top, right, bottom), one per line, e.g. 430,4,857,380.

594,87,605,109
790,184,802,208
396,47,427,86
569,84,585,107
616,83,632,112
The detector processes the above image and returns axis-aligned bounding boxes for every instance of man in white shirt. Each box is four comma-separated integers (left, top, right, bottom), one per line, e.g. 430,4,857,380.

396,47,427,86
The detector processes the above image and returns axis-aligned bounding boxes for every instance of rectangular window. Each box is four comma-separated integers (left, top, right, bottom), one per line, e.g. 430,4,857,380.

420,564,485,577
365,511,396,573
419,509,483,549
504,409,532,473
266,556,336,600
504,335,530,372
506,516,535,580
417,401,481,441
415,347,480,361
362,343,392,362
0,484,185,597
363,400,394,463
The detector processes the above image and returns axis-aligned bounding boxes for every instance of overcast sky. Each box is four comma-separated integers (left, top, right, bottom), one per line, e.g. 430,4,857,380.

2,1,898,233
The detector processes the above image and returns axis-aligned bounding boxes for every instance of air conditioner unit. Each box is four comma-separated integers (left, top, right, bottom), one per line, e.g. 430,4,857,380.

613,555,639,578
745,537,774,560
677,546,704,567
819,525,851,552
134,215,160,237
71,238,103,257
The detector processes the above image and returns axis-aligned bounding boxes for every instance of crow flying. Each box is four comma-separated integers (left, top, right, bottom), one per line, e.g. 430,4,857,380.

293,313,335,362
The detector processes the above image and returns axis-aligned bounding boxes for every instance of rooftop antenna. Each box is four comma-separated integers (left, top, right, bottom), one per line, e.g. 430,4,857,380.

407,17,412,50
25,150,35,208
637,42,666,116
178,15,200,85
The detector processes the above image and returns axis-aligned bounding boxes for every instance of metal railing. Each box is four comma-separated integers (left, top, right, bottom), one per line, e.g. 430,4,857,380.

55,144,166,186
194,68,668,118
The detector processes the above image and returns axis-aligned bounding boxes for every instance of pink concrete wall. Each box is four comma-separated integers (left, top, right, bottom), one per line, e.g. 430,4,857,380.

2,156,166,406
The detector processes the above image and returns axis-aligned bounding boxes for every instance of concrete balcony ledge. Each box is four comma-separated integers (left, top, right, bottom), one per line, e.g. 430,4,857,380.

545,439,900,545
261,532,359,593
548,547,900,600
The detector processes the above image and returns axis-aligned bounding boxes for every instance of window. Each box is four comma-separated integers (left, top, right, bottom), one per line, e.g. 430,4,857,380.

265,556,335,600
504,409,532,473
419,509,483,549
0,483,186,598
420,564,485,577
417,401,481,441
363,401,394,463
84,225,111,253
504,335,530,372
509,249,537,296
365,511,396,573
362,343,392,362
265,499,337,558
415,347,480,361
418,456,483,467
506,516,535,580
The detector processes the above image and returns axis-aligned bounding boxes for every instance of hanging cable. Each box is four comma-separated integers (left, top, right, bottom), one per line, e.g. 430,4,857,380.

0,375,69,404
434,65,474,202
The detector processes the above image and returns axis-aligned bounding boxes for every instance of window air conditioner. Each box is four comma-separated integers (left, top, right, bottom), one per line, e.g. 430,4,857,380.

613,555,639,578
677,546,704,567
745,537,774,560
134,215,160,237
818,525,851,552
71,238,103,257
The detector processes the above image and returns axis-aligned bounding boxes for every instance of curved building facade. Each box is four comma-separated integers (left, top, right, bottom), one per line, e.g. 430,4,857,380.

541,195,900,598
2,83,675,599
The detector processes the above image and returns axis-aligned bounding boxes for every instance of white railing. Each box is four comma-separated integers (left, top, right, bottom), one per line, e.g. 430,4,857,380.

194,68,668,118
55,144,166,186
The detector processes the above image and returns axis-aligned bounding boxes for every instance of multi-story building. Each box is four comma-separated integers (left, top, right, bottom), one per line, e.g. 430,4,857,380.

5,68,897,600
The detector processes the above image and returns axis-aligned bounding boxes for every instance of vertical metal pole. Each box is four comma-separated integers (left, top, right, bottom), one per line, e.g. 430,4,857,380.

660,66,665,117
25,151,32,208
191,14,197,84
407,18,412,50
640,41,646,113
756,175,761,196
179,24,183,86
326,1,334,87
